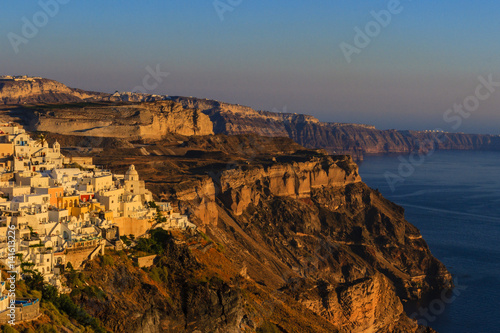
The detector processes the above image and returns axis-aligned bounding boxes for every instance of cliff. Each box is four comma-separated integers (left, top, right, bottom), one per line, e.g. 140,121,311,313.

95,139,449,332
25,100,213,139
0,79,456,331
4,133,446,332
2,77,499,157
0,78,106,104
170,96,500,158
181,155,449,332
72,243,246,333
217,154,361,215
2,78,499,157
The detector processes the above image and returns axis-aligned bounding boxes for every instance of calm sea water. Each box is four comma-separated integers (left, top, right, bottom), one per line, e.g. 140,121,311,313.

358,150,500,333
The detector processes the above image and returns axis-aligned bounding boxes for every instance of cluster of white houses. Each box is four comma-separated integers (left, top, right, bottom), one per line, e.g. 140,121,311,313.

0,123,195,298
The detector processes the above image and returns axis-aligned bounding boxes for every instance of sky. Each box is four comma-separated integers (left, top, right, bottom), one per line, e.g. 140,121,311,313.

1,0,500,134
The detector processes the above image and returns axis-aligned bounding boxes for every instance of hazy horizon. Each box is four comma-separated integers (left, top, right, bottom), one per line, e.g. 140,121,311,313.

2,1,500,135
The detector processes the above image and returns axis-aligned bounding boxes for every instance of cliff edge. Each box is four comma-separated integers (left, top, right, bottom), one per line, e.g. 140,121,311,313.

90,138,450,332
170,96,500,158
0,77,107,104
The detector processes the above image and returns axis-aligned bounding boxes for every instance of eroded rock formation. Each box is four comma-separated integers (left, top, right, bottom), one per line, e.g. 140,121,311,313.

171,96,500,158
2,78,499,158
29,100,213,139
0,78,106,104
150,148,451,332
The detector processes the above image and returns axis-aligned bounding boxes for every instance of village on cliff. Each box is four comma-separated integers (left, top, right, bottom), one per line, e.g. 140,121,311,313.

0,123,196,321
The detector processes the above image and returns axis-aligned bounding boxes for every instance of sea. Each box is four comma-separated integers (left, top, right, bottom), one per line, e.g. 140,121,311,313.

358,150,500,333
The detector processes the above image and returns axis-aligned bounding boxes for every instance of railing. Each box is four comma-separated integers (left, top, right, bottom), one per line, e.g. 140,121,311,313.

15,298,39,307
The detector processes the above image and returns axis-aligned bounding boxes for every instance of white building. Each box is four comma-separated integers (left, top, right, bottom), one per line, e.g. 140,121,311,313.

0,132,193,286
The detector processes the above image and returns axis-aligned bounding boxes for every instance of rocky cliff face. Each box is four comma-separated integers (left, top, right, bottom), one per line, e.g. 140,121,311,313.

170,96,500,158
218,155,361,216
0,78,106,104
34,133,446,332
73,240,247,333
150,149,450,332
283,123,500,158
27,100,213,139
0,79,455,331
3,78,499,156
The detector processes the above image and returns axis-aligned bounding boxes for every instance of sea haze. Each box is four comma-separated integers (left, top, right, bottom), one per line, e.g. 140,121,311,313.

358,150,500,333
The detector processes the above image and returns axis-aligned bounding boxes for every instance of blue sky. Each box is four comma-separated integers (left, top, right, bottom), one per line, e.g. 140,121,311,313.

2,0,500,134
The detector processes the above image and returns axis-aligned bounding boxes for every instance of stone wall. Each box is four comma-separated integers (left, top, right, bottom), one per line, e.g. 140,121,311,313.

0,299,40,324
114,217,152,237
65,243,104,268
132,255,156,268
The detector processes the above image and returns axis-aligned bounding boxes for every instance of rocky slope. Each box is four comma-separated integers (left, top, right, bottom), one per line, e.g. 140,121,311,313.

85,135,450,332
2,77,499,158
74,241,245,333
13,100,214,139
3,132,445,332
170,96,500,158
0,77,460,332
0,78,107,104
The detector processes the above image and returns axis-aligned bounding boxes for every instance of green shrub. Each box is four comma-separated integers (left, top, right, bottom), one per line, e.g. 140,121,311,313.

24,271,44,291
66,271,86,288
2,325,19,333
40,284,107,332
134,229,172,255
149,266,169,284
21,328,36,333
82,286,107,301
199,231,211,242
35,324,57,333
100,255,114,266
55,294,105,332
120,236,131,246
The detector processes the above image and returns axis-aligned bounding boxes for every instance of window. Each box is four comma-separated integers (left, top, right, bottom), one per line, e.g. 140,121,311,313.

47,259,49,262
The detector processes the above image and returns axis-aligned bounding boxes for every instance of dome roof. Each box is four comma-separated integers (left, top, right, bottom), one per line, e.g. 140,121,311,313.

126,164,139,177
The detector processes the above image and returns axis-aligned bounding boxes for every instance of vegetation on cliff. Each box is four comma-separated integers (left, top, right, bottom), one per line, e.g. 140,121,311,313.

0,268,106,333
84,134,448,332
0,92,453,331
